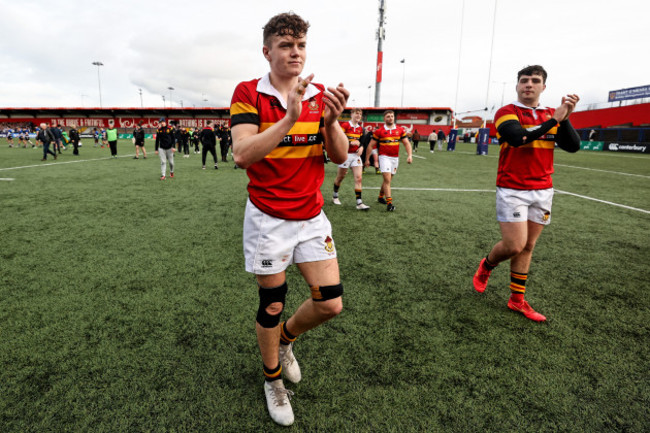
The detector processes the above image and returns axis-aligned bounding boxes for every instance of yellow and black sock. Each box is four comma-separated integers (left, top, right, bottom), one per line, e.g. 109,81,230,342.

510,271,527,303
333,183,340,198
280,321,297,346
378,192,385,200
386,197,393,205
263,363,282,382
355,189,362,204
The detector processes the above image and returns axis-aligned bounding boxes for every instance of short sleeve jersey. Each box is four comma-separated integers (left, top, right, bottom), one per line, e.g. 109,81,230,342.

495,103,558,190
372,124,407,157
340,121,363,153
230,76,326,220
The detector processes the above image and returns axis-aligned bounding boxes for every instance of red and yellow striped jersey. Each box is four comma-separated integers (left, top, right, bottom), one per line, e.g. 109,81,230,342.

372,124,407,157
230,77,326,220
495,103,558,190
340,121,363,153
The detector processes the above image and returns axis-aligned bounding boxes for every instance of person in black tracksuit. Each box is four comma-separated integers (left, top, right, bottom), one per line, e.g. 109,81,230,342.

219,126,232,162
155,119,176,179
69,125,80,155
199,120,218,169
133,123,147,159
173,124,183,153
191,128,200,153
181,128,190,157
37,123,57,161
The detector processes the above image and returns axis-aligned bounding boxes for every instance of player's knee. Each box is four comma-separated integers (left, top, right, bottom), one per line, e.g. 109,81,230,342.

310,283,343,318
504,242,525,257
256,282,288,328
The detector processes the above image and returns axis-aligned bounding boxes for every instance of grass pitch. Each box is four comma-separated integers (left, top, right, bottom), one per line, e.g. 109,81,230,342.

0,140,648,432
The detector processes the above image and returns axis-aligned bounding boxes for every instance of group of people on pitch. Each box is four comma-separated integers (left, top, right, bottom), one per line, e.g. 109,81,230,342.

229,12,581,427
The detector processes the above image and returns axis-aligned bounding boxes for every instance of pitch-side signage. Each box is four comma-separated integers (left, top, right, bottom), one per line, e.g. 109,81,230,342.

608,85,650,102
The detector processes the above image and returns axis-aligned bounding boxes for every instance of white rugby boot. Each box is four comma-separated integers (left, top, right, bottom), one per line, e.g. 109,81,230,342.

279,342,302,383
264,380,294,426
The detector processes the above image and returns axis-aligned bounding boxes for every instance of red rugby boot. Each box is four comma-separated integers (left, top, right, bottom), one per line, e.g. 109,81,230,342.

473,258,492,293
507,299,546,322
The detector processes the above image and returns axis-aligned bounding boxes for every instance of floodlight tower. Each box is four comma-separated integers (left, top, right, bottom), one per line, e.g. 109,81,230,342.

91,61,104,108
374,0,387,107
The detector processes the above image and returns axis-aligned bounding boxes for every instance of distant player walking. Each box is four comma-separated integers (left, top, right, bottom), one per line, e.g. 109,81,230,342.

472,65,581,321
364,110,413,211
332,108,370,210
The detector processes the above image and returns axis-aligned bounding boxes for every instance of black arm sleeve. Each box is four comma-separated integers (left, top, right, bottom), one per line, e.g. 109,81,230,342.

155,131,160,150
497,118,559,148
555,120,581,153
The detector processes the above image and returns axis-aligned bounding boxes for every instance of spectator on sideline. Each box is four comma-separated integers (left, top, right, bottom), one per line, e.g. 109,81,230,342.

472,64,581,322
133,122,147,159
230,12,349,426
69,124,80,155
37,123,57,161
199,120,218,170
428,129,437,153
106,120,118,158
412,129,420,153
52,124,64,154
155,118,176,180
437,128,446,151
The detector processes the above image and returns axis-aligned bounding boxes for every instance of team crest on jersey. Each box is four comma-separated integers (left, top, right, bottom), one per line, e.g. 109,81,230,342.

324,236,334,253
269,97,282,109
308,98,319,112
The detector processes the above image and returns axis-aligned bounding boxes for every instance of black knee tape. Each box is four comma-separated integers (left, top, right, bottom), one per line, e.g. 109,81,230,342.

256,282,288,328
310,283,343,302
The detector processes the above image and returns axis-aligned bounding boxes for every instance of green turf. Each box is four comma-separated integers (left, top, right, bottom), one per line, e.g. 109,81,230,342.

0,140,648,432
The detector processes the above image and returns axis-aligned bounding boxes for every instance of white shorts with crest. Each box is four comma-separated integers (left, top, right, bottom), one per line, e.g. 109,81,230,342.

496,187,553,225
338,152,363,169
378,155,399,174
243,199,337,275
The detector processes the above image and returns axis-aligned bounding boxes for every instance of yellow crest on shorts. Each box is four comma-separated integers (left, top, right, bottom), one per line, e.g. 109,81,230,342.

324,236,334,253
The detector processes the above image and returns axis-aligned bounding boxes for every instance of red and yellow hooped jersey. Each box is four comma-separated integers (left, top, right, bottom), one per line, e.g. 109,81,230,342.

495,103,558,190
340,121,363,153
372,125,407,157
230,77,326,220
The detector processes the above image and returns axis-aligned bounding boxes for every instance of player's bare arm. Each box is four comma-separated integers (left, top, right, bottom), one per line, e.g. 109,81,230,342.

402,137,413,164
232,75,314,169
320,83,350,165
365,139,377,166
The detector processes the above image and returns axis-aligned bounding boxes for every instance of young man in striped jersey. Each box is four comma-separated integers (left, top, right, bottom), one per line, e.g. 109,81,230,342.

230,12,349,426
472,65,581,322
364,110,413,211
332,108,370,210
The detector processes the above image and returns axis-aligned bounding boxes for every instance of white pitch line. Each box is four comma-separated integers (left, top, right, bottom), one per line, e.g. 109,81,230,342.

412,154,427,160
364,186,650,214
0,154,136,171
0,178,15,181
555,190,650,215
555,163,650,179
364,187,494,192
456,150,649,178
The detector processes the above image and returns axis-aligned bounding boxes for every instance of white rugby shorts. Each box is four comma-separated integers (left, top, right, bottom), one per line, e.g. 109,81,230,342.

378,155,399,174
338,152,363,169
243,199,337,275
496,187,553,224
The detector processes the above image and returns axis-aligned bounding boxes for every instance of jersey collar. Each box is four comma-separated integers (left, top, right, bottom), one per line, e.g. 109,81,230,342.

513,101,548,110
383,123,398,131
257,73,321,110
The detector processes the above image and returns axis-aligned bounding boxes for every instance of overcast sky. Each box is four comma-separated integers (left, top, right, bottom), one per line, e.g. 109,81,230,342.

1,0,647,116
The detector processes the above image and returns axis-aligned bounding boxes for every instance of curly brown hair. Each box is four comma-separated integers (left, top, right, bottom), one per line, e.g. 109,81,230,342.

263,12,310,46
